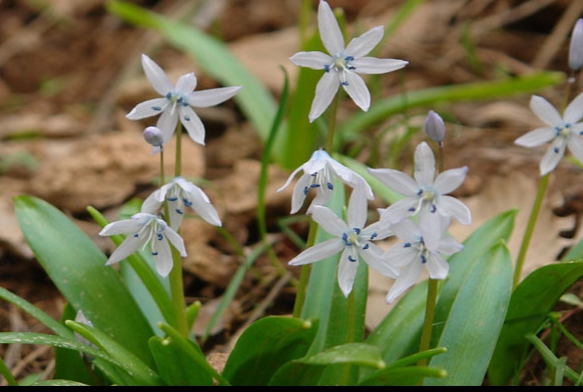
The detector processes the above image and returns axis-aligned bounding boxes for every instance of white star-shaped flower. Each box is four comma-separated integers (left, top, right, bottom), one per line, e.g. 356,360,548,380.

383,218,463,304
289,0,408,122
99,212,186,278
126,54,242,146
277,149,373,214
288,187,398,297
141,176,222,230
515,93,583,176
368,141,471,251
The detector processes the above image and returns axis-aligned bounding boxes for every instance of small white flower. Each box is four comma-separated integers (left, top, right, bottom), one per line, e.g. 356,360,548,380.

99,212,186,278
126,54,242,146
515,93,583,176
288,187,398,297
142,176,222,230
384,218,463,304
277,149,373,214
289,0,408,122
368,141,471,251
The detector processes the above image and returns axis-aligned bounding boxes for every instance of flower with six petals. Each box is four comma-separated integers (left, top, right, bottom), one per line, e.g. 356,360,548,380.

99,212,187,278
368,141,471,251
515,93,583,176
289,0,408,122
141,176,222,230
277,149,373,214
126,54,242,146
288,187,398,297
383,218,463,304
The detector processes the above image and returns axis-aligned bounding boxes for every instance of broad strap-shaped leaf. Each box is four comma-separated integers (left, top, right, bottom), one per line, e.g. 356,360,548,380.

149,336,214,386
269,342,385,386
487,260,583,386
14,195,156,368
222,316,318,386
424,242,513,386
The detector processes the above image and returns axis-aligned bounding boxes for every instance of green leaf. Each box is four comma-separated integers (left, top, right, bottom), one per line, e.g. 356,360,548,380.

431,208,517,342
268,342,384,386
29,380,89,386
487,260,583,386
149,336,214,386
14,195,156,368
425,242,513,386
358,366,447,386
105,0,278,149
222,316,318,386
65,320,163,386
337,72,565,147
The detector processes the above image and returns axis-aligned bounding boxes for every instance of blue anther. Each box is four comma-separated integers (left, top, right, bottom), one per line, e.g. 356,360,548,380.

184,115,191,122
404,242,411,248
554,147,560,153
431,204,437,213
353,228,361,235
175,209,184,215
327,182,334,190
421,254,427,264
303,186,310,196
370,232,378,240
157,233,163,241
363,243,369,250
183,199,193,207
152,106,162,111
166,92,172,100
324,64,331,72
169,197,178,202
133,234,139,238
348,255,357,262
152,251,159,256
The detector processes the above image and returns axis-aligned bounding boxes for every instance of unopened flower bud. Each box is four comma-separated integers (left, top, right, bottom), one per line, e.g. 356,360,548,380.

424,110,445,143
143,126,164,147
569,18,583,71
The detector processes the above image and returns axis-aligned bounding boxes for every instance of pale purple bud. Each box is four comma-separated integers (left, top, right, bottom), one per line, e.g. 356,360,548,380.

143,126,164,147
569,18,583,71
424,110,445,143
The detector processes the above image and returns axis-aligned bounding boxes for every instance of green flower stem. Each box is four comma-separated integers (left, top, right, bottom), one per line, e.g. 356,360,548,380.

418,278,438,366
167,121,189,337
325,93,340,153
513,173,550,289
0,355,18,386
175,122,183,177
292,219,317,318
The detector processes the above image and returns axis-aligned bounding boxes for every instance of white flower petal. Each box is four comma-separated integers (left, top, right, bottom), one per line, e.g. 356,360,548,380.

347,185,368,229
126,98,168,120
414,142,436,187
310,72,340,122
379,198,417,225
438,195,472,225
343,72,370,111
345,26,384,58
317,0,345,55
568,135,583,165
175,73,197,96
367,168,419,196
359,243,399,278
141,54,174,97
99,219,143,236
419,208,442,253
180,106,206,145
390,218,421,243
156,109,179,143
438,235,464,255
311,205,348,237
164,226,187,257
141,189,166,214
351,57,408,74
105,234,147,266
540,137,566,175
290,173,311,214
530,95,562,127
385,261,423,304
564,91,583,124
288,238,344,266
383,242,417,268
426,252,449,280
187,86,242,108
514,127,556,147
338,253,359,297
289,51,331,69
434,167,467,195
151,235,173,277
